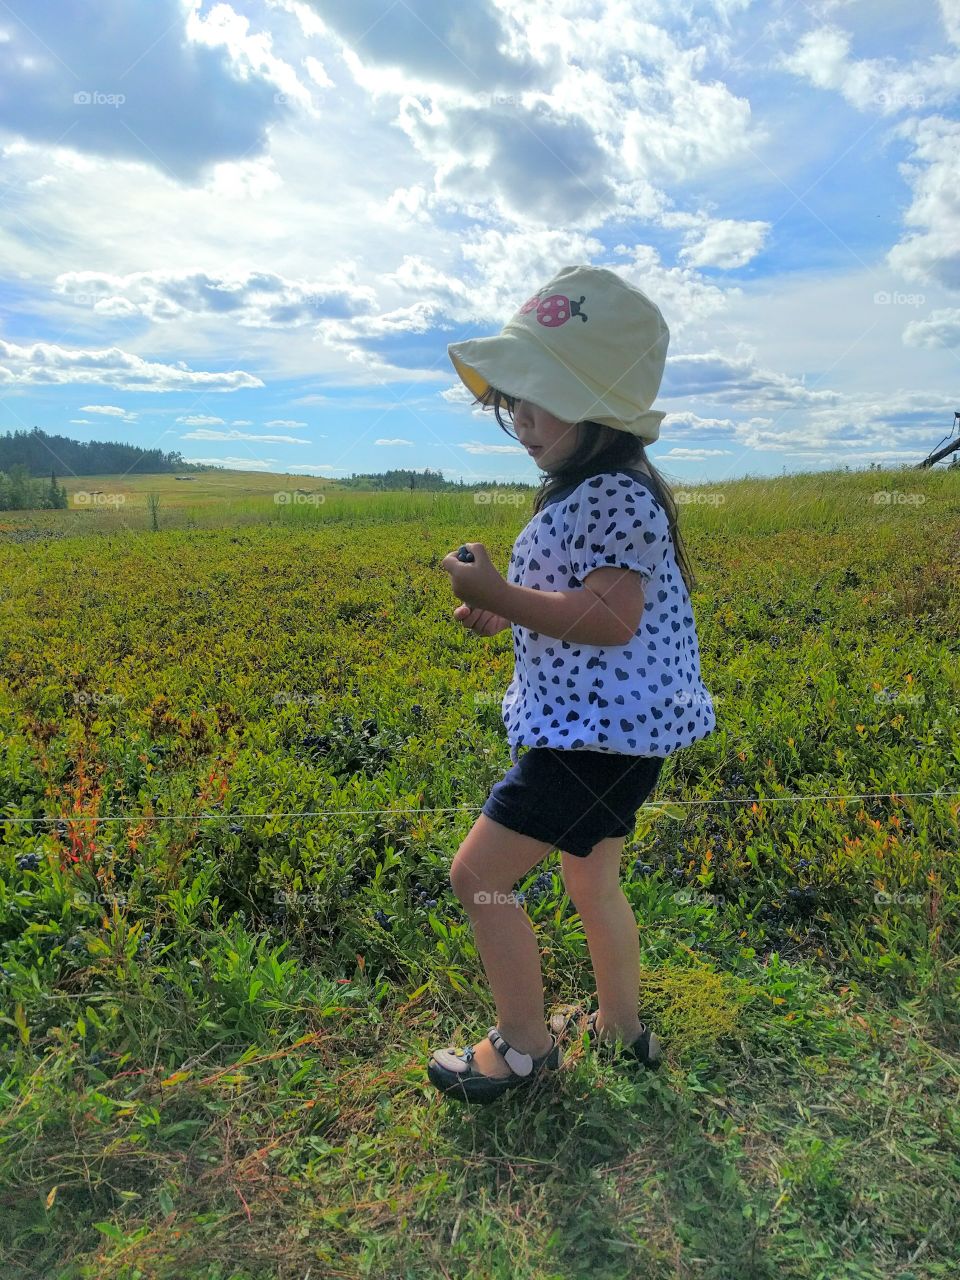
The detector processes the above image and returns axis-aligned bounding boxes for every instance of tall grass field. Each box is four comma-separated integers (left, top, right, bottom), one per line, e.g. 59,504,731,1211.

1,466,958,1279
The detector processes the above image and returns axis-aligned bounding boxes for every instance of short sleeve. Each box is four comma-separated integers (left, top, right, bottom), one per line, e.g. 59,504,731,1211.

563,475,672,586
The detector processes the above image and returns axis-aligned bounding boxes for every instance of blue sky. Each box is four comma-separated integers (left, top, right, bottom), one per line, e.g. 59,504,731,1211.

0,0,958,484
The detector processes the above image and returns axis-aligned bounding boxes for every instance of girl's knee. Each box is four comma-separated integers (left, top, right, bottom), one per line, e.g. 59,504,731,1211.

560,838,626,907
449,849,510,909
449,852,479,907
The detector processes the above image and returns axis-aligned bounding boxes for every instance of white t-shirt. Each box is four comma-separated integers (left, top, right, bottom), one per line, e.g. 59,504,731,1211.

502,468,716,763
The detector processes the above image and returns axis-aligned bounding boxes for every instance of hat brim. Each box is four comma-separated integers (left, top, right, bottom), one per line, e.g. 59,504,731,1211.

447,327,664,444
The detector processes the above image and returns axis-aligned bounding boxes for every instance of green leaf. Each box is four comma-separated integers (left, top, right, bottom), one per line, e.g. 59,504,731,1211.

94,1220,126,1241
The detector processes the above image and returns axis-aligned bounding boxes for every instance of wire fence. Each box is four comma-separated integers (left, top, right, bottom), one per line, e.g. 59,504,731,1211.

4,786,959,825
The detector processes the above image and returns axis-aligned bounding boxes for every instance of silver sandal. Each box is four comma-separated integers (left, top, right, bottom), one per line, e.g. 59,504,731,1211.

585,1010,663,1070
427,1026,562,1104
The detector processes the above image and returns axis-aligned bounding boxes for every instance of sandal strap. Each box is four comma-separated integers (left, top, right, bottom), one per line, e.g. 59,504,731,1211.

488,1026,536,1077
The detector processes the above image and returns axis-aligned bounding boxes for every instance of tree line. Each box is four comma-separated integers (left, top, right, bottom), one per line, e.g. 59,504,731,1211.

0,427,211,510
0,427,201,479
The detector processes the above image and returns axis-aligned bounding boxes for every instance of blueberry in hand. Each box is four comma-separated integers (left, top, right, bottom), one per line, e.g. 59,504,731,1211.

455,546,475,563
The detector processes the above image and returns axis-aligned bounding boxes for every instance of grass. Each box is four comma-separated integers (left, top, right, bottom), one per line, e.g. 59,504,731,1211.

0,463,958,1279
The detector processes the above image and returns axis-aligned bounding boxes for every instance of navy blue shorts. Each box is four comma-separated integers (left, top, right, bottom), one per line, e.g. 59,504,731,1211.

480,747,665,858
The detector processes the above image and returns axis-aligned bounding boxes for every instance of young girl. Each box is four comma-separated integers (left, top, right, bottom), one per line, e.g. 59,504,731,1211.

432,264,716,1104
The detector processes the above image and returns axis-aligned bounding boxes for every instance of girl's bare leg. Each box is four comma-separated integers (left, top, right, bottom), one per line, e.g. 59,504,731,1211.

449,815,557,1077
561,836,645,1044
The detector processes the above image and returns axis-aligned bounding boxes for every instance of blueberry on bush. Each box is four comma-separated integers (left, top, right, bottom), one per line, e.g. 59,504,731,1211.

16,852,41,871
523,872,553,904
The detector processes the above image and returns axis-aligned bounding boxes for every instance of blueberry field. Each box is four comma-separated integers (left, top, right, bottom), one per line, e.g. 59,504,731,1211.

1,466,959,1280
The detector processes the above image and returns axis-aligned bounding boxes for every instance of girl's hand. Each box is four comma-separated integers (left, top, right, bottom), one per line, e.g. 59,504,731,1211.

439,542,507,613
453,603,511,636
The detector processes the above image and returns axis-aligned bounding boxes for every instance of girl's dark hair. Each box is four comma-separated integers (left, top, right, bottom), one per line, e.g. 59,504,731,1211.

480,386,699,595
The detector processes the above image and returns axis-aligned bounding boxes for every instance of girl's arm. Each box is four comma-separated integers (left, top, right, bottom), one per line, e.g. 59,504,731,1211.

490,578,638,648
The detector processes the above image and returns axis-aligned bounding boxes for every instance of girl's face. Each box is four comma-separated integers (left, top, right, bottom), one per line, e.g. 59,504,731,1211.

508,396,580,470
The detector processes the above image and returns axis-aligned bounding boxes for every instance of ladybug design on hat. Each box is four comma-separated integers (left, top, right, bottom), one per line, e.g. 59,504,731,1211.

519,291,588,328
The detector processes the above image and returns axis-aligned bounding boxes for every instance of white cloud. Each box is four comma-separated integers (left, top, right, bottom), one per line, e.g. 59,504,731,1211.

677,218,770,269
358,4,766,226
53,268,377,328
395,95,620,225
661,410,738,432
886,115,960,291
0,339,264,391
181,426,312,442
79,403,137,419
659,447,734,460
621,69,759,182
940,0,960,47
304,0,553,95
187,1,316,113
730,389,957,454
458,441,527,455
0,0,292,182
663,349,843,407
902,307,960,347
304,55,335,89
780,22,960,116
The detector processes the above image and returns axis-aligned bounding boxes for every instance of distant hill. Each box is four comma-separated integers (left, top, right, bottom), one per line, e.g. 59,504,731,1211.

0,426,207,477
0,432,529,491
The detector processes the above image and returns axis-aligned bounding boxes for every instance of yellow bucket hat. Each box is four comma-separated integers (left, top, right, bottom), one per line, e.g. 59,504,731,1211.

447,263,670,444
